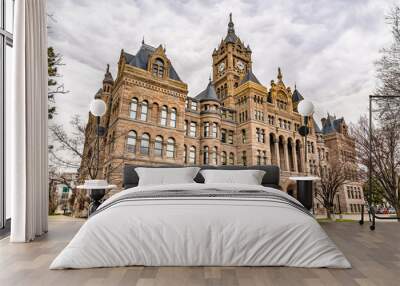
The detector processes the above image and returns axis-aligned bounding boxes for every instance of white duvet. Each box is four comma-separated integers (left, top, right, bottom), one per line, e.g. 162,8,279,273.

50,183,351,269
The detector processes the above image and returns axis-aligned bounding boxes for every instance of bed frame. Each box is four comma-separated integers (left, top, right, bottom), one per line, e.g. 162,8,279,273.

123,165,281,190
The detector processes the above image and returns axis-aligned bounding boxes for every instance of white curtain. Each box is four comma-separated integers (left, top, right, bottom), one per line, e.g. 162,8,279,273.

8,0,48,242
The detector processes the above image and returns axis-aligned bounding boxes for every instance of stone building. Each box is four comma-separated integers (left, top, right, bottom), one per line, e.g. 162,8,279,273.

79,14,364,214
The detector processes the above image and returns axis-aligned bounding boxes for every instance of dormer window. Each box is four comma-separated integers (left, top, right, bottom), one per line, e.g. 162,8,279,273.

152,58,164,78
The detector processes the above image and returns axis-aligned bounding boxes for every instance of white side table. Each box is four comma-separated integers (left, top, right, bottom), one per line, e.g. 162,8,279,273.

289,176,320,210
77,184,117,216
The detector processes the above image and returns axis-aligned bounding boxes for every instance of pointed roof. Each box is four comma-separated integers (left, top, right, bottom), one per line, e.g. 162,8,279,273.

277,67,283,83
122,41,182,82
313,118,322,133
94,88,103,99
194,79,220,103
240,68,260,85
321,113,345,134
103,64,114,85
292,85,304,102
224,13,239,44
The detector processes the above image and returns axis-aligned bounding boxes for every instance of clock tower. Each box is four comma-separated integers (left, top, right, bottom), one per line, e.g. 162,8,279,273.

212,13,252,108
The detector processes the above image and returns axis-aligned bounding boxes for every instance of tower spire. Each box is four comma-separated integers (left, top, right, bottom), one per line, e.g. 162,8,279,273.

277,67,283,82
228,12,235,34
142,36,145,45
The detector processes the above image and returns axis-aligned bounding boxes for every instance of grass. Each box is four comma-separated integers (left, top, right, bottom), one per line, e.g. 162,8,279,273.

317,218,356,223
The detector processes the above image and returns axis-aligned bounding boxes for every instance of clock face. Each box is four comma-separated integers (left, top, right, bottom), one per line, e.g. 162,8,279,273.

236,60,245,71
218,62,225,73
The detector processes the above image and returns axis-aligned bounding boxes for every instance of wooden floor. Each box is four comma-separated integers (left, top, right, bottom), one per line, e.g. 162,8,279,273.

0,217,399,286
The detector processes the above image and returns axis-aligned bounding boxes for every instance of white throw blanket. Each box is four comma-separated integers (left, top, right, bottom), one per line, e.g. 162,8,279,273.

50,183,351,269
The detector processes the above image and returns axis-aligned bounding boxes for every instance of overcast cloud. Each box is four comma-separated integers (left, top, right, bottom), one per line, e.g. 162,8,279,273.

48,0,395,129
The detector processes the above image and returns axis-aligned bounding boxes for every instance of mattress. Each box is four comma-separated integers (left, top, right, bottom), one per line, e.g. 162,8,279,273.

50,183,351,269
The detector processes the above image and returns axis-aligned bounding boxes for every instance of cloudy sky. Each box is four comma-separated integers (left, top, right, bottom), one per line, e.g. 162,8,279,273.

48,0,395,130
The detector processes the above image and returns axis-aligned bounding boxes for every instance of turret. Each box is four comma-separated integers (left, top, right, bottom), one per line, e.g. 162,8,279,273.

102,64,114,94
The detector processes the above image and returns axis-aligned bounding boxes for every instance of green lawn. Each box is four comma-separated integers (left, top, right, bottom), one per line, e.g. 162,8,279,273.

317,218,355,223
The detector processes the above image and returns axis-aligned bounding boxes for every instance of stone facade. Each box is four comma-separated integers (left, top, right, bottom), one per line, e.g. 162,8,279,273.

79,14,364,214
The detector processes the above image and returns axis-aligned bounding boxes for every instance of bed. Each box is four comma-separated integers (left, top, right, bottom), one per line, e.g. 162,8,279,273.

50,165,351,269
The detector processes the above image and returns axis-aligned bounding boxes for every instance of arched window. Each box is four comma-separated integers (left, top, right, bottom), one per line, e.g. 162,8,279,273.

160,106,168,126
130,98,138,119
126,131,137,153
166,138,175,158
140,133,150,155
140,101,148,121
153,58,164,78
229,153,234,165
170,108,177,128
221,151,227,165
189,146,196,164
154,136,163,157
203,146,209,164
184,145,187,163
212,147,218,165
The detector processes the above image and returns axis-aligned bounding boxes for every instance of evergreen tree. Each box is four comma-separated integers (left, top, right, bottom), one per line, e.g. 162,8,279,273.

48,46,68,119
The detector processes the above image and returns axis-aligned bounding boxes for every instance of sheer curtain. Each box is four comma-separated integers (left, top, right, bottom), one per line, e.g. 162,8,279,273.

8,0,48,242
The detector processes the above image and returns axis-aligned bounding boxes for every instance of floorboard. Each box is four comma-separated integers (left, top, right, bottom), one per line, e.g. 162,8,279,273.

0,216,399,286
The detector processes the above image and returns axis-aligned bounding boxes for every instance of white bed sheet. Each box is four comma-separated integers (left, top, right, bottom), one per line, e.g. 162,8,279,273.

50,183,351,269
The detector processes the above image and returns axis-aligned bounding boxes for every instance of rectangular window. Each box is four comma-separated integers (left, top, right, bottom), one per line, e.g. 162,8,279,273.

211,123,217,138
221,129,227,143
242,129,247,144
1,0,14,229
184,120,188,135
191,101,197,111
242,151,247,166
228,131,234,144
263,151,267,165
190,122,197,137
204,122,210,137
189,147,196,164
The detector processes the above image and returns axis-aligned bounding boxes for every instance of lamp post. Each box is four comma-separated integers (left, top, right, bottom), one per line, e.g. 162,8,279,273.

89,99,107,178
84,99,108,215
289,100,318,211
297,100,315,174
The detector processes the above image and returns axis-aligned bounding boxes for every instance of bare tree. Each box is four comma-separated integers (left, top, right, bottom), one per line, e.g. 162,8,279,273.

374,7,400,120
49,114,127,216
315,161,352,220
351,116,400,219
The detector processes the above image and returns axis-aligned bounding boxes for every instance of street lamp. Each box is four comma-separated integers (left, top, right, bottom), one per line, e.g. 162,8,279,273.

297,100,315,174
289,100,317,211
89,98,107,179
90,99,107,136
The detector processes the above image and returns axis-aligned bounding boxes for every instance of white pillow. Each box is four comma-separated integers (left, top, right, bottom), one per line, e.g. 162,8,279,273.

136,167,200,186
200,169,265,185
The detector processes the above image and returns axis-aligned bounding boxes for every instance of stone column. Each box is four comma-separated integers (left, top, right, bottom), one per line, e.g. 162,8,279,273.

292,141,298,173
283,138,289,171
274,139,280,168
